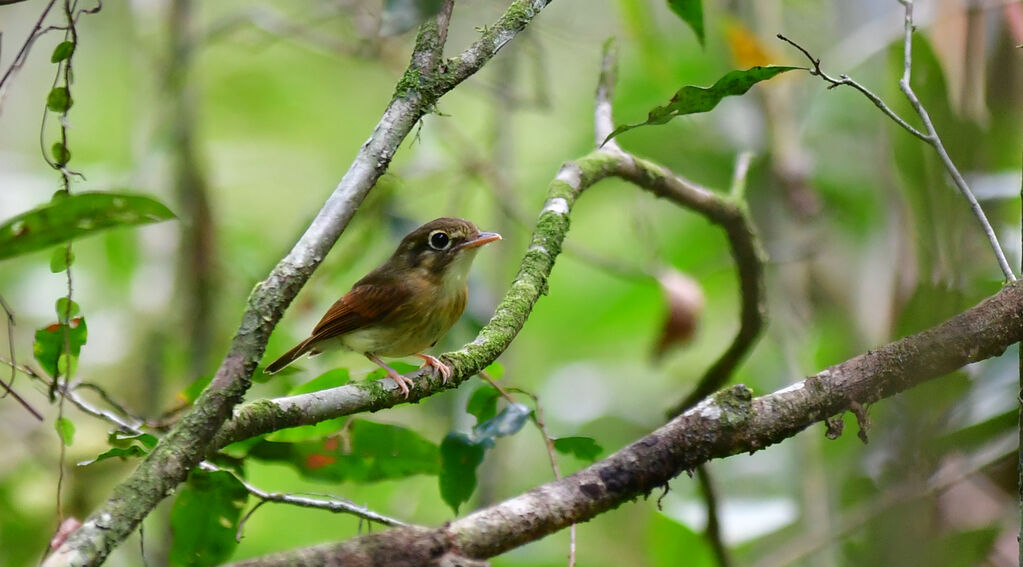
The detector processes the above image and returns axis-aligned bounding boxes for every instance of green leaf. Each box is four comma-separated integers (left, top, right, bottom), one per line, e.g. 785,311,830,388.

472,402,531,446
46,87,72,112
287,368,350,395
482,361,504,380
603,65,798,144
108,430,159,450
265,417,347,443
51,142,71,166
78,445,148,467
55,297,80,322
466,385,499,424
33,316,87,379
54,417,75,446
49,246,74,273
169,469,248,567
0,192,176,262
365,360,419,381
177,375,212,405
553,436,603,462
379,0,445,36
439,432,485,514
51,41,75,63
647,512,716,567
249,420,439,483
667,0,704,47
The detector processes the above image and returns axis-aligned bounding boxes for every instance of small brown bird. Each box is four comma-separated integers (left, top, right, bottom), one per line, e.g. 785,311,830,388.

265,217,501,397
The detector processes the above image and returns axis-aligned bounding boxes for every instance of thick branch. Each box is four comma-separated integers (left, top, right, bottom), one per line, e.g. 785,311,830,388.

43,3,554,565
211,149,763,449
226,281,1023,566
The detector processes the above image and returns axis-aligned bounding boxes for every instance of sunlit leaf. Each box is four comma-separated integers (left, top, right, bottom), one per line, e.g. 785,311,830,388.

439,432,485,514
482,361,504,380
379,0,445,36
0,192,176,262
667,0,704,47
49,246,74,273
54,417,75,446
249,420,439,483
553,436,603,462
603,66,798,144
33,316,87,379
169,469,247,567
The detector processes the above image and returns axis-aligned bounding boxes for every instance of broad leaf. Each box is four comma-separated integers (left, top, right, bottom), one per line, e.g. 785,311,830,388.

249,419,439,482
0,192,175,262
553,436,603,462
33,316,87,379
472,403,531,447
603,66,798,144
79,431,159,466
439,432,485,514
667,0,704,47
78,445,148,467
169,469,247,567
466,385,500,424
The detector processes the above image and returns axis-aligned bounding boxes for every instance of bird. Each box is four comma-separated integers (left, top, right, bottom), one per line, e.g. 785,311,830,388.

264,217,501,397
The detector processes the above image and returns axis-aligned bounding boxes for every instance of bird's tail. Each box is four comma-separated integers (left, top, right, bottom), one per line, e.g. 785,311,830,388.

264,339,313,374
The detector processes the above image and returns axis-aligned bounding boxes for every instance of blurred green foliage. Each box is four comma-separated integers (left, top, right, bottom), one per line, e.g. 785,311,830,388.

1,0,1021,566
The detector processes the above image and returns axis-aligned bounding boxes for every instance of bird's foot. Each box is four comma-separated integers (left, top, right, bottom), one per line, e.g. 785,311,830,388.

416,354,452,384
385,367,415,398
366,353,414,398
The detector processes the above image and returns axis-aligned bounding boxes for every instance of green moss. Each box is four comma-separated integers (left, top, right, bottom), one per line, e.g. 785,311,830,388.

393,68,422,100
712,385,753,427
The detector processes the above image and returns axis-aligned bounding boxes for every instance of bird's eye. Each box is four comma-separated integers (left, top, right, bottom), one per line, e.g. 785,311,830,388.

428,230,451,250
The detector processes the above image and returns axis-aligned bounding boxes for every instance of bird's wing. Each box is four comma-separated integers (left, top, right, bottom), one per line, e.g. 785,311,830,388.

308,283,412,342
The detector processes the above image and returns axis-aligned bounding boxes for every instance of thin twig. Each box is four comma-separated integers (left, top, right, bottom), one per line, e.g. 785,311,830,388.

194,462,407,542
777,21,1017,282
695,465,732,567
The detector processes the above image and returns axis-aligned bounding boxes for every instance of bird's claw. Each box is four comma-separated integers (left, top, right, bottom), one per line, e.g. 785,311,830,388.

416,354,452,384
386,368,414,398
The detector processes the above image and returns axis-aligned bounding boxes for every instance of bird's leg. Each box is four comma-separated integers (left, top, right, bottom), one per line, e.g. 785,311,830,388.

416,353,453,384
365,353,414,398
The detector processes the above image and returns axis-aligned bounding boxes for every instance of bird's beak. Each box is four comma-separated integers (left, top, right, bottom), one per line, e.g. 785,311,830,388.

460,231,502,250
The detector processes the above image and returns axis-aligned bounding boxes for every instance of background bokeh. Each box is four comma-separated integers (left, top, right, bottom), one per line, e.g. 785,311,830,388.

2,0,1022,565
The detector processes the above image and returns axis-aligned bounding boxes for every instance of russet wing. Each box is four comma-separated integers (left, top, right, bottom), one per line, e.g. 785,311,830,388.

308,283,412,342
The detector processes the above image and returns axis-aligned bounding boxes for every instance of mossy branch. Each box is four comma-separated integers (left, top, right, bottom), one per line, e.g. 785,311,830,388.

43,3,555,565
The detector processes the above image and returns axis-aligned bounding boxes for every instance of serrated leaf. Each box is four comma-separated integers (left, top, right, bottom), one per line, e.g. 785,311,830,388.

603,65,798,145
553,436,603,462
379,0,445,36
439,432,485,514
49,246,74,273
51,41,75,63
55,297,80,322
170,469,247,567
54,417,75,446
472,402,531,447
33,316,87,379
0,192,176,262
466,385,499,424
46,87,72,112
667,0,704,47
287,368,350,396
249,420,439,483
78,445,148,467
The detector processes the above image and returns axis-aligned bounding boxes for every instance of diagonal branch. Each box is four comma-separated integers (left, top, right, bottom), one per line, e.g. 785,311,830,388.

43,2,555,565
225,280,1023,566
